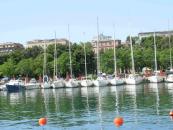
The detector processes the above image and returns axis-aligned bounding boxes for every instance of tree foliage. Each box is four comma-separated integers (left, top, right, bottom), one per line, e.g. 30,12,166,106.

0,36,173,78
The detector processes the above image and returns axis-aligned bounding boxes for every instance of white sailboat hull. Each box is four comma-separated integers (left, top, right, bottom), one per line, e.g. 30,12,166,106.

165,74,173,82
93,78,108,87
41,82,51,89
110,78,125,86
25,83,40,89
52,80,65,88
148,75,163,83
65,79,78,88
125,74,143,85
81,80,93,87
125,78,143,85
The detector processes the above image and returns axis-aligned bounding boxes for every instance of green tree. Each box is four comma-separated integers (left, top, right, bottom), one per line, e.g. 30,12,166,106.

57,52,69,77
24,46,43,59
0,59,16,77
15,58,33,76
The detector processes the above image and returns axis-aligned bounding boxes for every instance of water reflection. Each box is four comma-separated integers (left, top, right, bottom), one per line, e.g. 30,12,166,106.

1,84,173,129
125,84,143,95
148,83,162,116
165,83,173,94
147,83,166,126
81,87,91,126
125,84,143,125
109,86,124,115
7,92,23,105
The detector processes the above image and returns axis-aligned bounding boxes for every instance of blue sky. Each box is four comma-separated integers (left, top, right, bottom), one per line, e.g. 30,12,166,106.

0,0,172,44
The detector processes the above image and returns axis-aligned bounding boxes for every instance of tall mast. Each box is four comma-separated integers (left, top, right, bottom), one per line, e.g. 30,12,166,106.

130,35,135,75
96,17,100,75
113,24,117,76
168,21,172,69
68,24,73,78
154,32,157,71
53,32,57,79
83,32,88,79
43,41,47,77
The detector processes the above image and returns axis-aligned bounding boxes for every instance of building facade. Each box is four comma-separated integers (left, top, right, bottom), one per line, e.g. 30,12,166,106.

0,42,24,55
92,34,121,53
26,38,69,48
138,30,173,40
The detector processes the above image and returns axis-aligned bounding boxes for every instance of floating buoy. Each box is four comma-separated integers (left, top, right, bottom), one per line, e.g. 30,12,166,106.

114,117,124,127
169,110,173,116
39,117,47,126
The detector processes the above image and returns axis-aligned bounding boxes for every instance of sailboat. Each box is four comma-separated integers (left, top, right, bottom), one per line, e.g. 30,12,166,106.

165,26,173,82
93,18,109,87
110,25,125,86
65,25,79,88
41,42,51,89
25,78,40,90
125,35,143,85
51,32,65,88
81,34,93,87
148,32,164,83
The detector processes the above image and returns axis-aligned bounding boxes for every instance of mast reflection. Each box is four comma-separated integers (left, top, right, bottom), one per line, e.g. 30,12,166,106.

110,85,124,116
125,84,143,124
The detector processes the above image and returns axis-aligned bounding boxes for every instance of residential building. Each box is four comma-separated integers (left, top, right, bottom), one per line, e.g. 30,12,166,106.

0,42,24,54
92,33,121,53
26,38,69,48
138,30,173,40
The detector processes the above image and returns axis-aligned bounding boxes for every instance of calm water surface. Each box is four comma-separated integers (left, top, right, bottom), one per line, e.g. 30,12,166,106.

0,83,173,130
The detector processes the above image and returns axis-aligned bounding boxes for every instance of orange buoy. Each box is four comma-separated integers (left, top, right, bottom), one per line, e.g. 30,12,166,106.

114,117,124,127
169,111,173,116
39,117,47,126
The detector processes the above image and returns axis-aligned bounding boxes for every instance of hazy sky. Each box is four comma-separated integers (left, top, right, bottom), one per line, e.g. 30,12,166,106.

0,0,172,44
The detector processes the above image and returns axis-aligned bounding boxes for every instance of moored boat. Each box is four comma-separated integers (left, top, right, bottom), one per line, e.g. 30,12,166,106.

52,78,65,88
81,78,93,87
65,78,79,88
165,71,173,83
25,78,40,89
6,79,25,92
41,75,51,89
125,74,143,85
148,71,164,83
148,32,164,83
93,74,109,87
125,35,143,85
110,76,125,86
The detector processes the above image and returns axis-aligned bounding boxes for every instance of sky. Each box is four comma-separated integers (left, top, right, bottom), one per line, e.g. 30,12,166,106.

0,0,172,44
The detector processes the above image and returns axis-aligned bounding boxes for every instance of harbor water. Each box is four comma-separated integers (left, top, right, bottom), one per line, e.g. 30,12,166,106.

0,83,173,130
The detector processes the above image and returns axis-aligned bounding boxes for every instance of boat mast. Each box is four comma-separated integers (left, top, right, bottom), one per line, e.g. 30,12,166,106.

168,21,172,69
130,35,135,75
43,41,47,77
153,32,158,72
113,24,117,76
53,32,57,79
68,25,73,78
96,17,100,75
83,32,88,79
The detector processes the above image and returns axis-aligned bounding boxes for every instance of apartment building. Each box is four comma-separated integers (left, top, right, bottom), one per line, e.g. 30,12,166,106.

92,34,121,53
26,38,69,48
138,30,173,40
0,42,24,54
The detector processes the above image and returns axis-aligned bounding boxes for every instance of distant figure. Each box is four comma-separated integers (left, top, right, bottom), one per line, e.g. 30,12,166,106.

43,75,49,82
25,76,29,84
39,75,43,83
78,74,82,80
66,72,71,81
